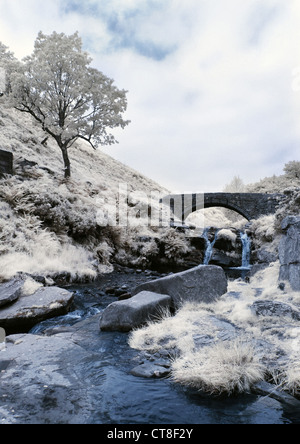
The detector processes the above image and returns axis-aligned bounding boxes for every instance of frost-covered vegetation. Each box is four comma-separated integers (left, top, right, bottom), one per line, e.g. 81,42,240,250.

3,32,130,179
171,339,265,395
0,106,173,282
1,102,299,283
0,34,176,281
247,162,300,193
129,264,300,396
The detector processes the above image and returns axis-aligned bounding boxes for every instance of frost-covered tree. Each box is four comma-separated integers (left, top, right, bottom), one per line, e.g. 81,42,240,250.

10,32,130,178
223,175,246,193
0,42,17,96
222,175,246,222
284,161,300,180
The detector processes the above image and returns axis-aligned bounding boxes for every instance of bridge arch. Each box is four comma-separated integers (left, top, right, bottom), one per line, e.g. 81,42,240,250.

161,192,284,225
184,201,250,221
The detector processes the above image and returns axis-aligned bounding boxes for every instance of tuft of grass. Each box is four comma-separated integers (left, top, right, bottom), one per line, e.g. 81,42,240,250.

282,365,300,397
171,339,265,395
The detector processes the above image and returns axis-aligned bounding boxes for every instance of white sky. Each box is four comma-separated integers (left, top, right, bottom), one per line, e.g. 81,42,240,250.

1,0,300,192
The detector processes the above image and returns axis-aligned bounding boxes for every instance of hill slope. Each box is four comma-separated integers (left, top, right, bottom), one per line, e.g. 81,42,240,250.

0,106,169,282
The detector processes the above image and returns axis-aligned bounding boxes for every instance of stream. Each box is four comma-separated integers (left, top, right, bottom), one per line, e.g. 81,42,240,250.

28,269,300,424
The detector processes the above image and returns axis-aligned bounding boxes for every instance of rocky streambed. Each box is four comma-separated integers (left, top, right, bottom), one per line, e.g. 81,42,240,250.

1,263,300,424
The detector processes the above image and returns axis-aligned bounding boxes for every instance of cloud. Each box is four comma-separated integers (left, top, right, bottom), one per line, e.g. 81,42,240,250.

60,0,188,60
0,0,300,192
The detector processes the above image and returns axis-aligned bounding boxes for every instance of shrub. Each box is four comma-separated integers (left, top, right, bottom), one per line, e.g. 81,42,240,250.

284,161,300,181
159,229,190,261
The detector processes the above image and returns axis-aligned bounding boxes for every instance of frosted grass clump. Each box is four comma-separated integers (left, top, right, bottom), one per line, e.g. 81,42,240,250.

171,339,265,395
282,364,300,397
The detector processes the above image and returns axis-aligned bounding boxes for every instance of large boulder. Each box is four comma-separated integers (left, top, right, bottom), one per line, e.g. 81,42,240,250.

0,286,74,334
279,216,300,291
0,279,23,308
99,291,172,332
132,265,228,306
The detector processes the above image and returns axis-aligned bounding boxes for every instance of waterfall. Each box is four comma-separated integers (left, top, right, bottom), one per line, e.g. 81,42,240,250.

203,228,219,265
240,232,251,268
202,228,251,273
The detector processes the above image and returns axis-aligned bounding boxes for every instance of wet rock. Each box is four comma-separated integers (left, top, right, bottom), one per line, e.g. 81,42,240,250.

253,381,300,409
105,285,130,298
115,288,129,297
118,293,132,301
255,249,278,264
211,251,240,268
132,265,227,307
0,287,74,334
105,287,117,295
0,332,94,424
99,291,172,332
130,362,170,378
0,279,23,308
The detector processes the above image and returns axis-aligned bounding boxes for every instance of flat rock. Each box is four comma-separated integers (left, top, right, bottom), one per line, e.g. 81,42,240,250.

99,291,172,332
132,265,228,306
251,300,300,321
0,332,94,424
0,287,74,334
0,279,23,308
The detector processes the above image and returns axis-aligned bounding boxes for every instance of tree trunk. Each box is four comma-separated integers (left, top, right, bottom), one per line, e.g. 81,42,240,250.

61,146,71,178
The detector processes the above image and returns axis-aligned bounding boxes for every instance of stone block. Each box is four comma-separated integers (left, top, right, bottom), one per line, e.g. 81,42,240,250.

99,291,172,332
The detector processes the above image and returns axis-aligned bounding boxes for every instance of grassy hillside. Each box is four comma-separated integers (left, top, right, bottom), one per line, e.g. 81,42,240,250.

0,105,170,282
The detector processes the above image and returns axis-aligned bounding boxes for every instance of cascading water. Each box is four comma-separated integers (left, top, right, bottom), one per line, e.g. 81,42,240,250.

202,228,251,279
240,231,251,268
203,228,219,265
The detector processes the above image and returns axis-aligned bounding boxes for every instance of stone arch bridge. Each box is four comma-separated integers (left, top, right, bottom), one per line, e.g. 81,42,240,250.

161,192,284,224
